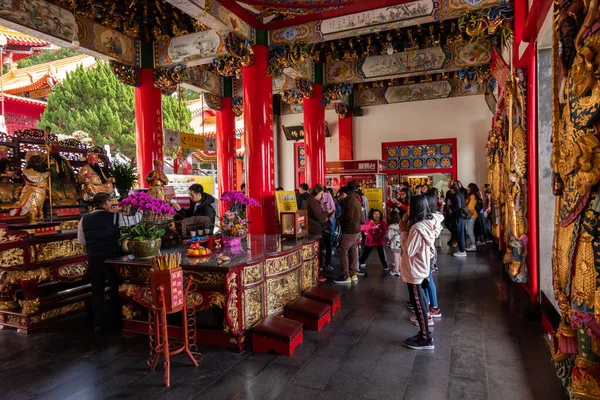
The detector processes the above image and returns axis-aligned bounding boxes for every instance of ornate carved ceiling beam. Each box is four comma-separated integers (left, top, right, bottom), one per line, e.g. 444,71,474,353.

271,0,505,45
0,0,140,65
324,37,494,84
166,0,254,40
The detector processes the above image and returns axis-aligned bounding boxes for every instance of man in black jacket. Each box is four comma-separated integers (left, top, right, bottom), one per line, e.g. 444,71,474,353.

173,184,216,233
297,183,310,210
77,193,126,332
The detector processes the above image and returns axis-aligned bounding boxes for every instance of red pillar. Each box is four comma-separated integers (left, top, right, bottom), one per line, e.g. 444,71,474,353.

339,114,353,160
526,48,539,304
243,45,276,234
216,95,236,217
304,84,326,187
134,68,163,187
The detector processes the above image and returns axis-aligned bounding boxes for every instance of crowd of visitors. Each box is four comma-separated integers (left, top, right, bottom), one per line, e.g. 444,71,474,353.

297,177,494,351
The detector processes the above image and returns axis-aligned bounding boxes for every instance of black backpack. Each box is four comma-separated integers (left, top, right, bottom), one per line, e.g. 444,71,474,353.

475,198,484,213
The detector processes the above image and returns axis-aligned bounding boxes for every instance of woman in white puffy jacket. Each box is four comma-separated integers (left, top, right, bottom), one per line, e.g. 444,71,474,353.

400,194,442,350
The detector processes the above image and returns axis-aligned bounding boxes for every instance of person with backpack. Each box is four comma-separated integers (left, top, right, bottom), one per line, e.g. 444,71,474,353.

464,183,480,252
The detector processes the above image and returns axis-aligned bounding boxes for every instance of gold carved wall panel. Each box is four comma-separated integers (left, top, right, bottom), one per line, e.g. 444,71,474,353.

266,270,300,314
31,239,84,262
301,261,313,291
265,250,301,276
0,248,24,267
243,285,263,329
243,263,263,285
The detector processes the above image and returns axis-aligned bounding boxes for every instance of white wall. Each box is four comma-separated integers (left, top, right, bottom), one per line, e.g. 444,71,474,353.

278,95,492,190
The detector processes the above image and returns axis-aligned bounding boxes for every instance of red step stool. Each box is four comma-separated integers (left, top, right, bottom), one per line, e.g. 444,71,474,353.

302,287,341,316
252,316,304,356
286,297,332,331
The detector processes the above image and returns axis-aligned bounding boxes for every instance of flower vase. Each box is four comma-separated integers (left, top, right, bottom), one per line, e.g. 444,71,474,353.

221,234,243,248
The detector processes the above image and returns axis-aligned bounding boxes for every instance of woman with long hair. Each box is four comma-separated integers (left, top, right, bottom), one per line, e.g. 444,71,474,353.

400,194,442,349
465,183,480,251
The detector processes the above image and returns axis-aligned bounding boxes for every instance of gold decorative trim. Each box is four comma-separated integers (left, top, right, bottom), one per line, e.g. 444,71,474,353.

57,263,87,280
210,292,226,308
19,298,40,315
59,220,79,231
30,300,86,324
226,272,240,333
190,271,225,286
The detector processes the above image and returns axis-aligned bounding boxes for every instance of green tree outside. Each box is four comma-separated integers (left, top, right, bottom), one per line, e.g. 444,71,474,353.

38,60,192,160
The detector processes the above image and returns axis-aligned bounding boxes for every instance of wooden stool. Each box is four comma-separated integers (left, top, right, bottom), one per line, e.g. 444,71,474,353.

286,297,331,331
252,316,303,356
148,271,201,387
302,287,341,316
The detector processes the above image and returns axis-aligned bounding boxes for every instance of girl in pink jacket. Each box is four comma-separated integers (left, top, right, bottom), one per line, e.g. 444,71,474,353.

358,209,389,273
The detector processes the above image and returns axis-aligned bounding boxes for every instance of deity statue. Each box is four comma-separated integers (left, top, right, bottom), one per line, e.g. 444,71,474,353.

78,153,115,202
551,2,600,398
10,151,49,223
145,159,169,200
503,74,528,282
0,146,21,205
43,142,78,204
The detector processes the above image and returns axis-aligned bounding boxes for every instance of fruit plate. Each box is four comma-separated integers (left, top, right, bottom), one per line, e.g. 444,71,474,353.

186,250,212,258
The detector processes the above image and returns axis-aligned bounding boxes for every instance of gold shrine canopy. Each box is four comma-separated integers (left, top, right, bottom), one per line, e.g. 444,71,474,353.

0,1,511,106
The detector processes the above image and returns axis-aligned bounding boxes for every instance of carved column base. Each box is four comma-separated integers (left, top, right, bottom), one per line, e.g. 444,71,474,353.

18,298,40,315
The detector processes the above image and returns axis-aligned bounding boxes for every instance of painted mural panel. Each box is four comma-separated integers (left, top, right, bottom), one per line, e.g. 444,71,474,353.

212,0,253,39
360,47,448,80
76,17,136,65
157,30,224,65
355,78,486,107
0,0,76,43
167,0,207,18
320,0,435,37
182,66,220,94
325,39,492,84
273,74,296,93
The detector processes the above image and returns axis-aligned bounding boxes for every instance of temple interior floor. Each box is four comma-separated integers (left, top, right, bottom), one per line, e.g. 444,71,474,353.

0,236,566,400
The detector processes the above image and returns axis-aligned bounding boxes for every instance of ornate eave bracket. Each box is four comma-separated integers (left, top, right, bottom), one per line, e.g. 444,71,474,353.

232,97,244,117
203,93,222,111
322,83,353,107
109,61,140,87
154,64,186,95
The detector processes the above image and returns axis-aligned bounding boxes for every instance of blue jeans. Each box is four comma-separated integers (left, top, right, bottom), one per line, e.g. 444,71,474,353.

465,218,476,247
455,218,466,252
423,271,438,308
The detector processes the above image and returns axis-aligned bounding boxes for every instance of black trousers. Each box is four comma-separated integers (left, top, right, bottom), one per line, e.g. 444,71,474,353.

320,227,332,267
360,245,388,267
407,282,431,340
89,257,120,329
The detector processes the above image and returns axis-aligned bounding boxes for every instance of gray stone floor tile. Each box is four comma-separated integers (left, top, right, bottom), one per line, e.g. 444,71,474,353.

447,376,488,400
449,347,487,380
275,384,321,400
407,355,450,390
403,385,447,400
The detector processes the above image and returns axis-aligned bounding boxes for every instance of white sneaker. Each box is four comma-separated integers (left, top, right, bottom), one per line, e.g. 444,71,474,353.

360,263,366,268
466,245,477,252
453,251,467,257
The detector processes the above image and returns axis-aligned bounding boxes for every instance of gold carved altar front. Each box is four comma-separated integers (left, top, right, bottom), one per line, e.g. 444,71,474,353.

108,235,321,352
